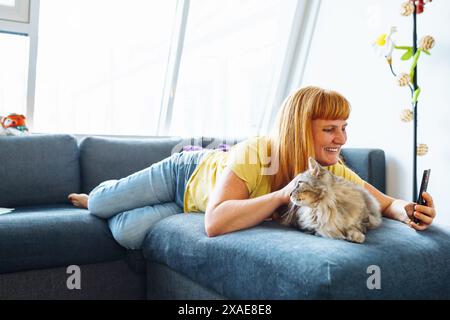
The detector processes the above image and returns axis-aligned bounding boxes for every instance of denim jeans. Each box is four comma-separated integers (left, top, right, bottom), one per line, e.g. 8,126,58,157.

88,150,209,249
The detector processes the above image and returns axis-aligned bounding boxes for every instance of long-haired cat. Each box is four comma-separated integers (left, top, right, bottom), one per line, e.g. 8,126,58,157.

280,157,382,243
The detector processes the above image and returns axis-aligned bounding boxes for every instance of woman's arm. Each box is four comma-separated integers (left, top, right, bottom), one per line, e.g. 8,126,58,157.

364,182,436,230
204,168,292,237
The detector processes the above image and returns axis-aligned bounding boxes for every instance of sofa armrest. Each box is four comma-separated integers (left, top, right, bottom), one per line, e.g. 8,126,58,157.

340,148,386,193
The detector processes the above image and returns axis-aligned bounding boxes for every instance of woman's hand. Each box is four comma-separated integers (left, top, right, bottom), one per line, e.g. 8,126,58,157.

405,192,436,231
276,176,299,205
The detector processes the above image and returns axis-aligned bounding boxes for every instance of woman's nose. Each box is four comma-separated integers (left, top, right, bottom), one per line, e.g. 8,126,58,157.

334,131,346,144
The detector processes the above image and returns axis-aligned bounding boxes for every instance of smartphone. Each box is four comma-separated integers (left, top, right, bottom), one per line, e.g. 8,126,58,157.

413,169,431,223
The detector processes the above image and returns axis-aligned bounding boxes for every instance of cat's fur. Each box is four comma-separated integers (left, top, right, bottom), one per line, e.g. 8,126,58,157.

280,157,382,243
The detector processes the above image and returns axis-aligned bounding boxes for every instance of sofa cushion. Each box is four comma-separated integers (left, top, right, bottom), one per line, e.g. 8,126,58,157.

79,136,184,194
341,148,386,193
0,205,125,274
0,134,80,207
143,214,450,299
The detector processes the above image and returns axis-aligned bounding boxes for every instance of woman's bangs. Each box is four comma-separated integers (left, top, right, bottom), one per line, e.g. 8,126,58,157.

312,94,350,120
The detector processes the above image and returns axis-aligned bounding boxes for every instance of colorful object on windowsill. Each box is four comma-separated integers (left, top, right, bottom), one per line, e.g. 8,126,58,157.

0,113,30,136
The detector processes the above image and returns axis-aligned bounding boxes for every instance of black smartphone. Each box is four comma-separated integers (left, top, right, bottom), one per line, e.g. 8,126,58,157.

413,169,431,223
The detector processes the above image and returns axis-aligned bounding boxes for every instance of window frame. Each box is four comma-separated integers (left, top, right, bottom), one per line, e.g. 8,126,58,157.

0,0,30,23
0,0,39,129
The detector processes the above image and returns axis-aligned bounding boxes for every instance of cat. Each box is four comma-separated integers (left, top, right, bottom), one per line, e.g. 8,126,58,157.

279,157,382,243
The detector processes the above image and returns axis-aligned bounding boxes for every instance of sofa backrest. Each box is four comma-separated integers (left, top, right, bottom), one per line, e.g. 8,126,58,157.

79,136,186,194
341,148,386,193
0,134,386,207
79,136,386,194
0,134,80,207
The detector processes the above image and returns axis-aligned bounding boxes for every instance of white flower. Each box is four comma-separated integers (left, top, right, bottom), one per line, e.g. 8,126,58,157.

373,26,397,59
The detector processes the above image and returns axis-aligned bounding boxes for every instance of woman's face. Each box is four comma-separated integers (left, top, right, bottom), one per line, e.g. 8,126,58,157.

311,119,348,166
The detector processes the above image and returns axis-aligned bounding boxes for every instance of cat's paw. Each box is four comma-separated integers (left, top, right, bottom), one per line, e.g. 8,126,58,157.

346,230,365,243
368,214,382,229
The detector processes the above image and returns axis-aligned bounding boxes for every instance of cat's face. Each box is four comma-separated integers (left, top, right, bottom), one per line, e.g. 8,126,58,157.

290,157,332,207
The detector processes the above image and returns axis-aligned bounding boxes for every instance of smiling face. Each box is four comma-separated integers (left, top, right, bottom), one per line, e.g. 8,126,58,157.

311,119,347,166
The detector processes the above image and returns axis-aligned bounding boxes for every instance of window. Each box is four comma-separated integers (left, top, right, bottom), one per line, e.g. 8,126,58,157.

0,32,29,116
28,0,318,137
34,0,178,135
168,0,298,138
0,0,30,23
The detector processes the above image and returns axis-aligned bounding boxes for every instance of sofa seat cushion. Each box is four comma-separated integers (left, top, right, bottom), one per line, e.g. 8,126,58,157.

143,214,450,299
0,205,125,274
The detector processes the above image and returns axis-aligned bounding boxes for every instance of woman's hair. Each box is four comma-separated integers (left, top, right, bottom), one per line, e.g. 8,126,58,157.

269,86,351,191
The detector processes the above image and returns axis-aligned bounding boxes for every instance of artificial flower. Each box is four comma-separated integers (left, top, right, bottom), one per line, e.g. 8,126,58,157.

411,0,433,15
373,26,397,60
401,2,415,16
397,73,411,86
417,143,429,156
419,35,435,51
400,109,414,122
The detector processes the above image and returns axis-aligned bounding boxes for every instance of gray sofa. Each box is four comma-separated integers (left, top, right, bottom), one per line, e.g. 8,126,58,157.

1,134,449,299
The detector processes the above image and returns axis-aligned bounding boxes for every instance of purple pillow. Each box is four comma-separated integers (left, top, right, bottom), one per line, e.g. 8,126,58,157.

182,144,231,152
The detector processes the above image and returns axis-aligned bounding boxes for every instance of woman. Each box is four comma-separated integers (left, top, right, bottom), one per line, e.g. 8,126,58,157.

69,86,436,248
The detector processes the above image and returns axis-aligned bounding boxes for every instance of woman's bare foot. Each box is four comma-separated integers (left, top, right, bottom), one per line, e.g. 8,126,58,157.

68,193,89,209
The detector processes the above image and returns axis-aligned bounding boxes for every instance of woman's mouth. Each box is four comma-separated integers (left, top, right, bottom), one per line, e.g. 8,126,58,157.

324,147,339,153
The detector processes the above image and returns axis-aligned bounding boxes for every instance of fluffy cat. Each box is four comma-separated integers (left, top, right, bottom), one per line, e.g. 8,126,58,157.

280,157,382,243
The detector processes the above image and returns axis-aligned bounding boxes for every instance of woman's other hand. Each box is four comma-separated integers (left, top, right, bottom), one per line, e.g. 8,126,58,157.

404,192,436,231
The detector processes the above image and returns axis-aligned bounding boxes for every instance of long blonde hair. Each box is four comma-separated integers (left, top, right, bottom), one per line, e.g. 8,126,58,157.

269,86,351,191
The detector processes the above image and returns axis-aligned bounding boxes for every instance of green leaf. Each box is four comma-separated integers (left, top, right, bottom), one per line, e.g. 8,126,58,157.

422,50,431,55
409,50,421,80
395,45,412,50
413,87,421,103
401,49,414,60
411,50,421,69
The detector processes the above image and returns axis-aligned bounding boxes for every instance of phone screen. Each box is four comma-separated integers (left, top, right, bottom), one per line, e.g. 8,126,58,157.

417,169,431,205
413,169,431,223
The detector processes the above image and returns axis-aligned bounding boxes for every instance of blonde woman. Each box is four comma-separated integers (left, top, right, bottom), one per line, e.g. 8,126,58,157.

69,86,436,248
203,86,436,236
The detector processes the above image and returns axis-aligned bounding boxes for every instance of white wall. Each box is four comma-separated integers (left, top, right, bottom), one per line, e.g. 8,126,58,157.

302,0,450,226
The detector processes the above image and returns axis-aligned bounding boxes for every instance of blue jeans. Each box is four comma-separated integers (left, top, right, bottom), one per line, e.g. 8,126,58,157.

88,150,209,249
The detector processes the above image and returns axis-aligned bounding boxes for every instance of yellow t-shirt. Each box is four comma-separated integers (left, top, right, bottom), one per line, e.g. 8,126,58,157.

183,136,365,213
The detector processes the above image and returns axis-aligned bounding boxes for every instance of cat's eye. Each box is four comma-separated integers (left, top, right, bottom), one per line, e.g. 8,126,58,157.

296,180,306,187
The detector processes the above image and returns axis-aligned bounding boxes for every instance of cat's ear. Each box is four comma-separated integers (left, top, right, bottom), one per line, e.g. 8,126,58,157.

308,157,320,176
308,157,319,170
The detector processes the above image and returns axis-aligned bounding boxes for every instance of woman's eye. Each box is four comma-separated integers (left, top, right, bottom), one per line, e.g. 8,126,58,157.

323,127,346,132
